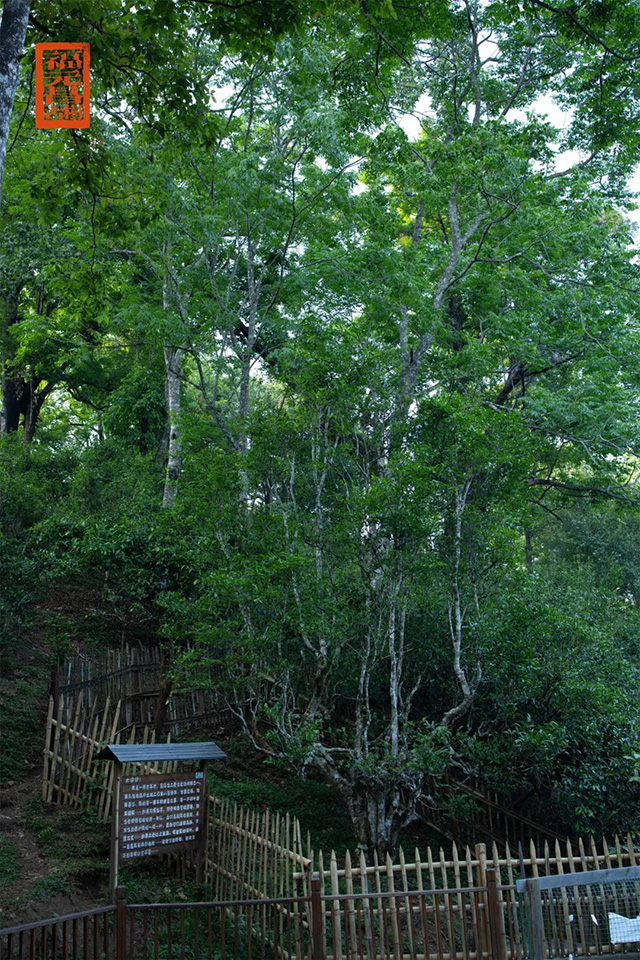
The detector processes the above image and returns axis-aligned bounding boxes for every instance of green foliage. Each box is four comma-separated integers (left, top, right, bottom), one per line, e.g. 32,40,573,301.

23,798,109,864
3,0,640,850
30,873,73,901
0,671,47,786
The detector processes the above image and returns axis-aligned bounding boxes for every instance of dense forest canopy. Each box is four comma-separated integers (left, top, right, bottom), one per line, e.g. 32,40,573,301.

3,0,640,854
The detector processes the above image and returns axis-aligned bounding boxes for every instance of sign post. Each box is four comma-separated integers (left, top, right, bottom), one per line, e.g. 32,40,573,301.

109,761,123,892
196,760,209,883
96,741,225,895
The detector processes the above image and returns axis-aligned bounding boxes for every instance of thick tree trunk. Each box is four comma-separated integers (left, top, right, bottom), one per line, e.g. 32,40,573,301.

0,0,30,206
1,373,51,439
347,777,420,858
162,345,184,508
1,371,23,433
312,753,420,858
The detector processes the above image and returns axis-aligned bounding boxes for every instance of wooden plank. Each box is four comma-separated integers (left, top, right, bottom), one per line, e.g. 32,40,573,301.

344,849,358,960
387,852,401,960
475,842,488,958
56,693,75,804
503,842,520,959
464,844,480,959
361,849,375,960
213,798,223,901
275,807,282,902
439,848,455,960
492,841,509,960
261,807,269,899
579,835,601,955
238,805,249,897
100,701,121,822
554,838,575,959
72,700,97,808
42,697,55,801
415,848,431,960
319,849,328,958
286,812,293,900
507,841,523,960
542,839,559,956
399,846,416,960
330,850,343,960
450,843,466,960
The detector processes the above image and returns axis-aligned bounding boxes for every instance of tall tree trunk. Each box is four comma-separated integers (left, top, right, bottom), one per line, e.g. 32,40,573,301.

524,527,533,572
237,228,261,510
162,345,184,508
153,674,173,738
0,0,30,206
1,284,21,435
1,370,23,433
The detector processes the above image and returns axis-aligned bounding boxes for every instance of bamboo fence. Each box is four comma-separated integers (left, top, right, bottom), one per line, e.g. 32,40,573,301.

53,643,221,733
41,694,179,822
53,649,561,849
208,797,311,902
41,695,640,960
42,694,311,893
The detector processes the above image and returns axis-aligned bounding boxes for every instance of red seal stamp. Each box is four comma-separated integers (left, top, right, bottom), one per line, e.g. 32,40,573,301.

35,42,90,129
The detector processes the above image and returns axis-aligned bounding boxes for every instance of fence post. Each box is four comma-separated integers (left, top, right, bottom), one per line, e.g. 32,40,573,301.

475,842,488,955
311,875,326,960
486,867,507,960
524,877,545,960
116,885,127,960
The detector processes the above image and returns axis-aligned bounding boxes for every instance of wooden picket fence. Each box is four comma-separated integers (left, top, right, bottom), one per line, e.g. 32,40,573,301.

41,693,640,960
52,643,221,734
0,877,507,960
209,797,310,903
302,834,640,960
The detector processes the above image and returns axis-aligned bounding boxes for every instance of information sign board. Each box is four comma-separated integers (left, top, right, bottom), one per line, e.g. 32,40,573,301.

119,771,205,861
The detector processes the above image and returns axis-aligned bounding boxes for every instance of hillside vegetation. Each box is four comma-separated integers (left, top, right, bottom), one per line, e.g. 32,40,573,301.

3,0,640,863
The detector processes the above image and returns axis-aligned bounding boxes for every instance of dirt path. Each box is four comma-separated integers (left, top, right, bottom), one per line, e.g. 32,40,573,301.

0,774,52,925
0,773,107,927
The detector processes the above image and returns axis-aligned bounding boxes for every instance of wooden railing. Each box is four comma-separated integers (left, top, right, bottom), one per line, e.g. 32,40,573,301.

436,777,563,851
0,875,507,960
0,904,115,960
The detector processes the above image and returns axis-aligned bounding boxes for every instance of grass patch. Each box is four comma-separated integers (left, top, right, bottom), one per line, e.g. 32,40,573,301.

31,873,72,901
22,797,109,863
0,835,21,890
